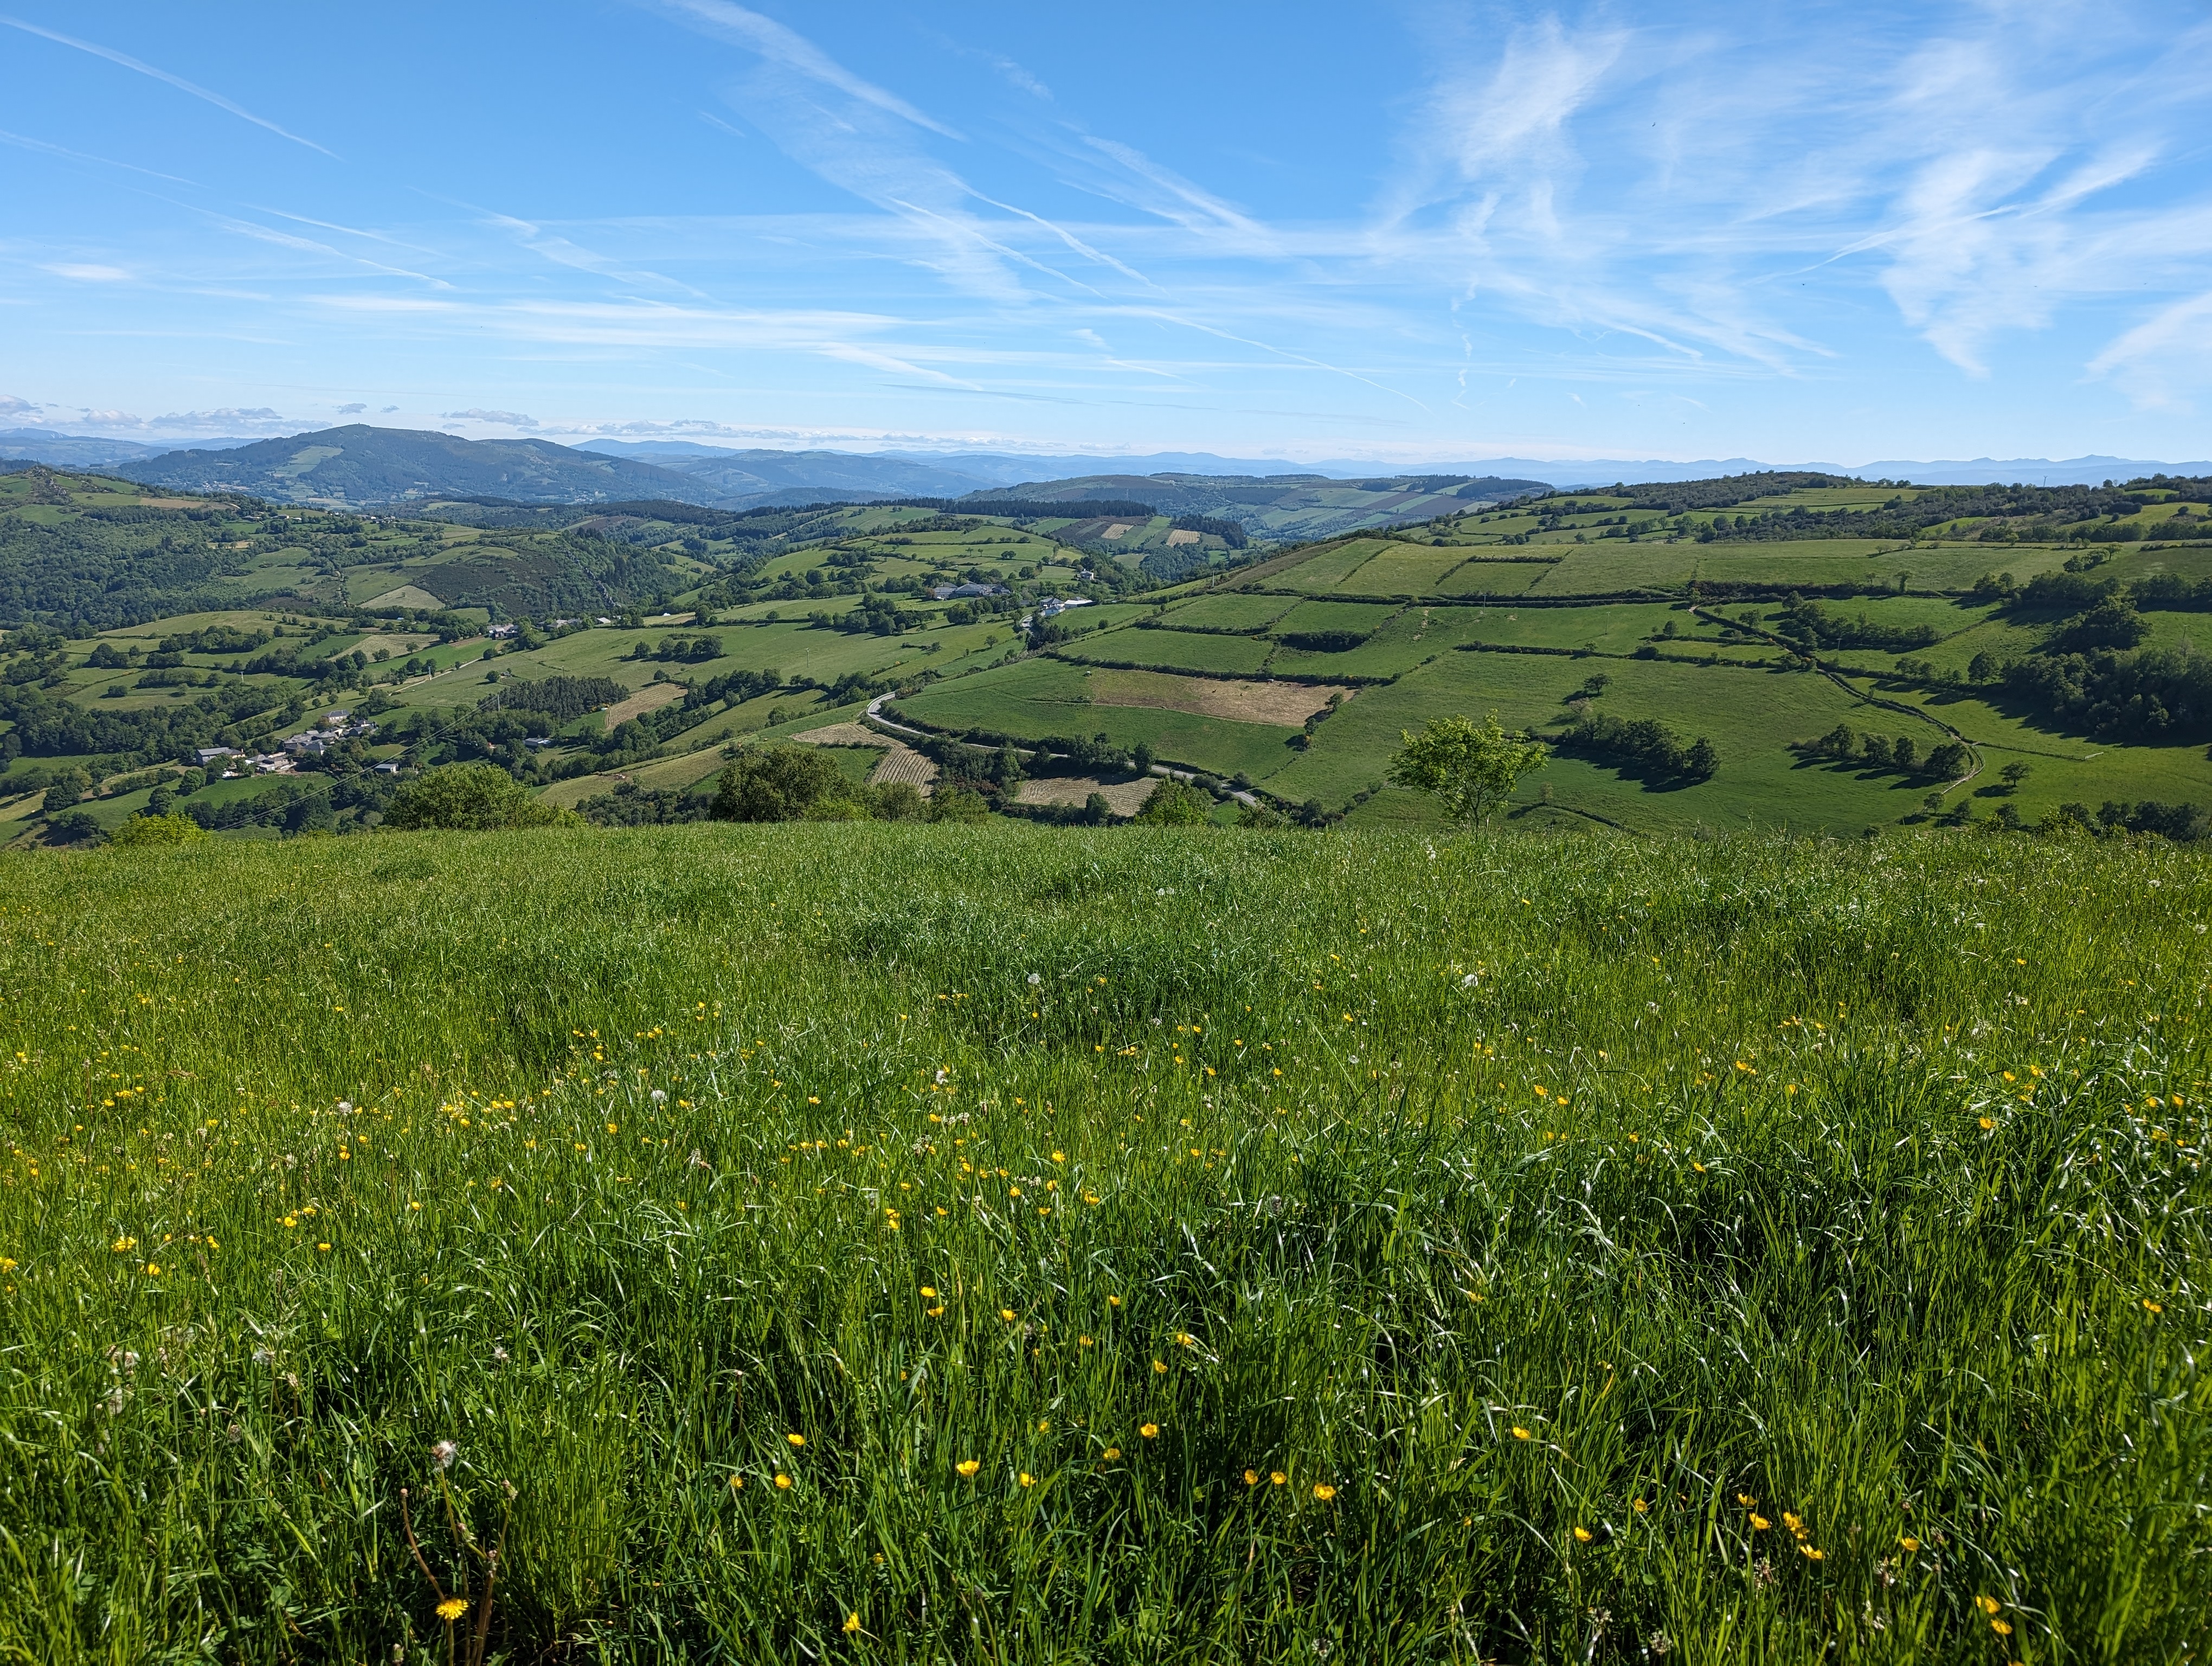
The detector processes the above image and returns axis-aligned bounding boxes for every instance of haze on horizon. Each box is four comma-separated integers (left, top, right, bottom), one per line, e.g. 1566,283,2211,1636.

3,0,2210,470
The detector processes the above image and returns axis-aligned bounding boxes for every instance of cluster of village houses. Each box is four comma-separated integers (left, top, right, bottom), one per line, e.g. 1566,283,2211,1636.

195,711,394,776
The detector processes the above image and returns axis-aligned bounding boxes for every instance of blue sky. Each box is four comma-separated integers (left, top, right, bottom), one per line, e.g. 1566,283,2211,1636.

3,1,2210,465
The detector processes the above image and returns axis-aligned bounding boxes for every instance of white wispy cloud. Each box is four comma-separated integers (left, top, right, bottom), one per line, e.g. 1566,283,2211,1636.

2089,289,2212,409
0,125,194,184
197,210,452,287
649,0,1146,305
645,0,960,138
0,15,332,156
1360,2,2212,388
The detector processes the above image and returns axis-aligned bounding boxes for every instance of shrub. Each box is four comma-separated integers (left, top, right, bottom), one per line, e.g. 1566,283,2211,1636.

708,747,860,823
40,809,103,844
1133,777,1211,825
107,812,209,848
869,781,928,822
925,786,991,824
384,764,574,831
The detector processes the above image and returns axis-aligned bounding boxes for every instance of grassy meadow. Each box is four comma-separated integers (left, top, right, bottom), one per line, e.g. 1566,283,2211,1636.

0,823,2206,1662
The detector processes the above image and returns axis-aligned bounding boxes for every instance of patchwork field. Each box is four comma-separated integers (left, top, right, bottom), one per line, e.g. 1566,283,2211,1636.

6,462,2211,844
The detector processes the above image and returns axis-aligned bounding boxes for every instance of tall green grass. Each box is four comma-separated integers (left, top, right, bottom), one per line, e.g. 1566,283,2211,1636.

0,825,2205,1663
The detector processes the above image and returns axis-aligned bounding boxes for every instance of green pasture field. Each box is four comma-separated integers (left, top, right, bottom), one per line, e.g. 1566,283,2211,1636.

0,828,2204,1661
1430,558,1559,598
1263,653,1929,831
2111,544,2212,584
1268,540,1392,591
1266,599,1403,637
891,659,1300,781
1148,593,1297,634
1848,613,2045,679
1525,546,1702,594
1326,544,1472,597
1056,628,1278,678
1864,684,2212,814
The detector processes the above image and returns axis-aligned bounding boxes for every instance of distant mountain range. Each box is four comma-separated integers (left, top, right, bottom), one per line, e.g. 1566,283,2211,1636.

102,426,717,508
1420,454,2212,489
7,424,2204,517
0,428,264,469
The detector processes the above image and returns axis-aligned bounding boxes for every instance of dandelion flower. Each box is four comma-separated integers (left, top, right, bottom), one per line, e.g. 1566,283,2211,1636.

956,1459,980,1478
787,1433,805,1448
2144,1298,2164,1313
1979,1116,1994,1130
1573,1526,1592,1543
1750,1514,1771,1531
437,1598,469,1623
1152,1359,1167,1374
1799,1545,1824,1561
728,1475,744,1490
1991,1619,2012,1637
1270,1471,1286,1485
1244,1470,1260,1486
844,1613,861,1635
1019,1472,1036,1488
927,1305,946,1317
1510,1426,1532,1441
774,1472,792,1490
1632,1498,1649,1514
1108,1295,1121,1307
1976,1597,2001,1617
921,1285,937,1298
1000,1308,1017,1322
1140,1423,1159,1439
1314,1484,1337,1502
1899,1536,1919,1553
1102,1447,1121,1460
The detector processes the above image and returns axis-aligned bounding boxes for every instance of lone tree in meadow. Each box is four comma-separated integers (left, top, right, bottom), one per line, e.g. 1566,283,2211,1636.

1387,712,1549,826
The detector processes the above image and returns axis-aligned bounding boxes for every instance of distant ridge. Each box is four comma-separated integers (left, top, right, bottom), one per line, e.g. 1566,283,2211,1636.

15,420,2211,503
0,428,264,469
113,426,721,508
1378,454,2212,489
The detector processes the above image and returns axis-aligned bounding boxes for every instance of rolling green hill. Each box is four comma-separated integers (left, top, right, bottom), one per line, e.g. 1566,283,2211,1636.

5,463,2211,847
115,425,720,508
